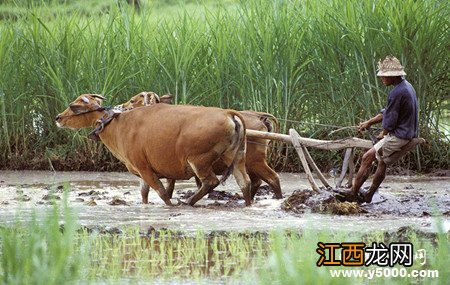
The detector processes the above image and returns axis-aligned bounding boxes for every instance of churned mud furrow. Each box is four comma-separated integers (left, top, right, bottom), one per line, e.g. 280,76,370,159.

0,171,449,233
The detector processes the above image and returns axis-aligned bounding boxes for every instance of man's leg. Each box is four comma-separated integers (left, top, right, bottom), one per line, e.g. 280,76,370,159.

361,160,386,203
351,148,376,195
335,148,376,202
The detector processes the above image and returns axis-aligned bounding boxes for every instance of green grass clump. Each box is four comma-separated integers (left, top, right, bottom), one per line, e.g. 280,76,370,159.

0,199,85,285
1,200,448,284
0,0,448,171
252,228,449,285
85,229,267,282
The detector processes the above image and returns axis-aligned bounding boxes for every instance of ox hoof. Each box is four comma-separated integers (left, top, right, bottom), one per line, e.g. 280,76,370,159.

175,198,188,206
163,199,175,206
273,194,283,199
334,189,367,203
333,189,358,203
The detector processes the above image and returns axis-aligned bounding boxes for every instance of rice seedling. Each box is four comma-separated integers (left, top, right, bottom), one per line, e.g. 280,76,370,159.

251,227,449,285
0,197,85,285
84,229,268,282
1,197,448,284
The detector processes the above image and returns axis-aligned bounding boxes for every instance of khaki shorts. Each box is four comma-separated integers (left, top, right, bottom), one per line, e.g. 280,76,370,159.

374,134,410,162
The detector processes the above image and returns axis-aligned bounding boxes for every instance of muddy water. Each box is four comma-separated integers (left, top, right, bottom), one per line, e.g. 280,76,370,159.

0,171,449,233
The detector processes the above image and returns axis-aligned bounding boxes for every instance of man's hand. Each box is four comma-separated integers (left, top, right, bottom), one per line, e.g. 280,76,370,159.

358,113,383,132
376,129,388,139
358,121,371,132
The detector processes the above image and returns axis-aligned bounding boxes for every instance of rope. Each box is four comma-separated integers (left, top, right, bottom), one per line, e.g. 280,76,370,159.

277,118,349,129
238,111,375,130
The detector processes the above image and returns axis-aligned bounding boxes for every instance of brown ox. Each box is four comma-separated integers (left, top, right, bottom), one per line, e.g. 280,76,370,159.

121,92,282,200
55,94,252,206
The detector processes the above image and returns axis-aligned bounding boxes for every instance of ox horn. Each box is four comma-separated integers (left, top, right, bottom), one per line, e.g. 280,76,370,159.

152,93,160,103
91,94,105,100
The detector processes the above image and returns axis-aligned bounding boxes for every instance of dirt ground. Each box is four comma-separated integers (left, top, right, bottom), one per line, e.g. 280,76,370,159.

0,171,449,234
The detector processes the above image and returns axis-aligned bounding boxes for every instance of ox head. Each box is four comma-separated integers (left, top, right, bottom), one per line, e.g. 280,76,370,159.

121,91,173,110
55,94,106,129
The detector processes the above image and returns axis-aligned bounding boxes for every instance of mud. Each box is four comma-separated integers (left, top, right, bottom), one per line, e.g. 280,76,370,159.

282,183,450,218
282,189,365,215
0,170,449,233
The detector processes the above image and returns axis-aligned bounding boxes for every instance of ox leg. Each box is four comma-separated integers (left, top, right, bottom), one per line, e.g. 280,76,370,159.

252,164,282,199
139,179,150,202
186,170,220,206
221,148,252,205
138,169,172,206
249,172,262,199
231,156,252,206
166,179,176,198
194,176,202,189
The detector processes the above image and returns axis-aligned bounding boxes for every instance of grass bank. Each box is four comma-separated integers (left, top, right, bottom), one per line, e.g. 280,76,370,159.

0,0,448,171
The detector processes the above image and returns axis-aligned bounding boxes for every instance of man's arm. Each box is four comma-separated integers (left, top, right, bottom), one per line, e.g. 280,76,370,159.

358,113,383,131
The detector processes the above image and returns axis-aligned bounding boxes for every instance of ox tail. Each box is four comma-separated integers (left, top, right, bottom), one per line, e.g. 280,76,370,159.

219,113,246,185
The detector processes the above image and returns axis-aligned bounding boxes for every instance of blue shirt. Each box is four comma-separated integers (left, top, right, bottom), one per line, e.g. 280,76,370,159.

380,79,418,139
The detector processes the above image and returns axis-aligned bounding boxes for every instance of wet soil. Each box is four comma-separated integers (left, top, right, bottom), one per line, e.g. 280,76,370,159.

0,171,449,233
282,184,450,218
282,189,365,215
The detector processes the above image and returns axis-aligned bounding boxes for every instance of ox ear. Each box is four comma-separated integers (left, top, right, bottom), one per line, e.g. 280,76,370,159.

69,104,88,114
160,94,173,104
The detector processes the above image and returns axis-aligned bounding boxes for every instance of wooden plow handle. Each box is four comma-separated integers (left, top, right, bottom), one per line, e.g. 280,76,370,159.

246,129,373,150
246,129,425,191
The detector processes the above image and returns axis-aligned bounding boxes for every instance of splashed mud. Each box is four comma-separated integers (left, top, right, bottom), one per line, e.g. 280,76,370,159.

0,171,449,233
282,189,365,215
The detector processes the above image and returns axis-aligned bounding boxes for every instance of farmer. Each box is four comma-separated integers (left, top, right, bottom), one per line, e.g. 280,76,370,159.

340,55,418,203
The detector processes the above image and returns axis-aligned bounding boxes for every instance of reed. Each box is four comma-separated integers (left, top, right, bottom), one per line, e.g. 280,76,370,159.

0,0,448,171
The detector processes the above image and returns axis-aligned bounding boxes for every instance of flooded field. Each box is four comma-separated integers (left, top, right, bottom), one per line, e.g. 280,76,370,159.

1,171,449,234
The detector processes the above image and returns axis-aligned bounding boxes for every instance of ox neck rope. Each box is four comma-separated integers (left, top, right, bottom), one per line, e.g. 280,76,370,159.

88,107,119,141
57,105,107,119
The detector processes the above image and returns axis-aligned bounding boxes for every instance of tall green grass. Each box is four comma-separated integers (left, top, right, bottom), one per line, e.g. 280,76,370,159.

0,0,448,171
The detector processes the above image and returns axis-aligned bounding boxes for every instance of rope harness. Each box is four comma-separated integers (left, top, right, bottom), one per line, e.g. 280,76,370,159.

87,107,120,141
57,105,107,119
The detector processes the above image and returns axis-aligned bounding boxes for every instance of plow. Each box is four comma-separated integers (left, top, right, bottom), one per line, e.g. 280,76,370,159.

245,129,425,192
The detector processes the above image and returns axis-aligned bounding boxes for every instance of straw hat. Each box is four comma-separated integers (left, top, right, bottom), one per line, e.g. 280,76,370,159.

377,55,406,76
